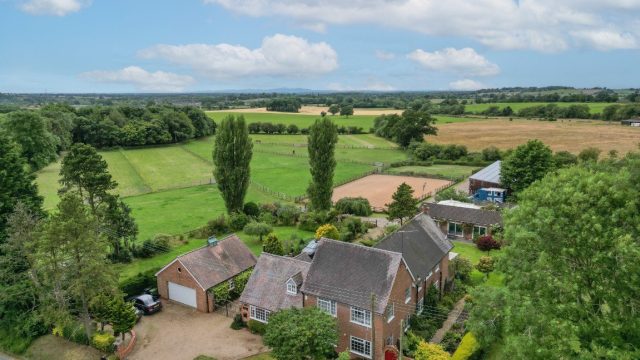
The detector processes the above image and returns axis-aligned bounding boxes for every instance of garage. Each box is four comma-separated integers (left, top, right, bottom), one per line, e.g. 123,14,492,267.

168,282,197,308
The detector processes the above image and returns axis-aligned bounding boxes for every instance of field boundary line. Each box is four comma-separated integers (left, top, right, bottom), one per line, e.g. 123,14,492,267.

117,148,153,194
179,144,214,165
254,141,398,150
253,148,383,167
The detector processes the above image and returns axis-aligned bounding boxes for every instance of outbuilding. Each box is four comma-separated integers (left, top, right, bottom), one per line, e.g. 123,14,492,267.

155,234,257,312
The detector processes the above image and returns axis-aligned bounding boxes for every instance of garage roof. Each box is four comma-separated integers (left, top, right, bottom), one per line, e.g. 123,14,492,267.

469,160,501,184
156,234,257,290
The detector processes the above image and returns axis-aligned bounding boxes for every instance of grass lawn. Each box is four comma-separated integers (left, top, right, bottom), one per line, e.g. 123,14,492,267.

387,165,479,179
463,102,618,114
35,159,62,210
452,242,504,287
24,335,102,360
100,149,151,196
254,144,407,165
236,226,315,255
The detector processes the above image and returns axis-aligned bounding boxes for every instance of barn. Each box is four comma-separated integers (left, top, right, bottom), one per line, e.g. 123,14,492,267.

155,234,257,312
468,160,502,195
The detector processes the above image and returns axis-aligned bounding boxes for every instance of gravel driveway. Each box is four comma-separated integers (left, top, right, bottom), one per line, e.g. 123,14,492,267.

129,301,268,360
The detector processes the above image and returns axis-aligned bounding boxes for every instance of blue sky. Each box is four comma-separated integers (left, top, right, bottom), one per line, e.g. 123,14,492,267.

1,0,640,92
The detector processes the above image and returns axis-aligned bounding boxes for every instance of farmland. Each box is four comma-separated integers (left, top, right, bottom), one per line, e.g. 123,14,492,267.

426,118,640,154
387,165,480,179
464,102,618,114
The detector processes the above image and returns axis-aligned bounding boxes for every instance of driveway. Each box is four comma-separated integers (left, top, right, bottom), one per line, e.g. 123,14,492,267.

129,301,268,360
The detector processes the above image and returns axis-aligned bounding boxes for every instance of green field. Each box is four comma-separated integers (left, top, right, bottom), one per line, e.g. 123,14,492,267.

464,102,618,114
387,165,480,179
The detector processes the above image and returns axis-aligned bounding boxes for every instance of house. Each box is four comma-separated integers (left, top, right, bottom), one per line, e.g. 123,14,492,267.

301,239,415,360
468,160,502,195
473,187,507,203
621,119,640,127
424,202,503,240
375,213,455,300
239,253,311,323
155,235,257,312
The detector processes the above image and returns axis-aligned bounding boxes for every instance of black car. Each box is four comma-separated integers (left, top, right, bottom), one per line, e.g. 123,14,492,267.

131,294,162,315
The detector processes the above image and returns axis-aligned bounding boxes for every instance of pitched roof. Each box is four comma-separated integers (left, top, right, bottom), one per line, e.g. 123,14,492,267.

239,253,311,312
375,213,453,279
157,234,257,290
293,252,313,262
301,238,403,314
469,160,501,184
426,203,503,226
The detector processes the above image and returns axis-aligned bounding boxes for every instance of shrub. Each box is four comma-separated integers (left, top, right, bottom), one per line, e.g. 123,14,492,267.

243,202,260,218
441,331,463,353
203,215,229,236
415,341,451,360
435,188,471,202
384,224,400,234
229,212,250,231
258,212,276,225
120,267,159,297
452,256,473,283
133,234,171,258
476,256,495,277
451,333,480,360
481,146,502,161
334,197,372,216
230,314,245,330
91,331,115,352
315,224,339,240
339,217,367,242
276,204,301,226
247,319,267,335
263,233,284,255
243,222,273,241
359,238,376,247
233,269,252,296
298,212,325,232
475,235,501,251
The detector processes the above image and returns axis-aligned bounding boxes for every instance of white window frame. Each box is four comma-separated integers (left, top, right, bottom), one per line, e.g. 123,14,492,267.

473,225,487,238
286,279,297,295
386,303,395,323
427,271,433,280
435,264,440,273
228,278,235,290
350,306,372,328
317,298,337,317
405,287,411,304
350,336,372,359
417,296,424,314
250,305,270,323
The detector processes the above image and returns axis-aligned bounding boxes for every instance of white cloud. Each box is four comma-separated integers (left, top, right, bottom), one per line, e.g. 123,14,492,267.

20,0,89,16
375,50,396,60
81,66,194,92
571,29,638,50
449,79,485,91
204,0,640,51
408,47,500,76
138,34,338,78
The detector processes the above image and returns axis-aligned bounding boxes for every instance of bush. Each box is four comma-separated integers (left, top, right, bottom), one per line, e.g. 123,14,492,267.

298,212,325,232
339,217,367,242
91,331,115,352
243,222,273,241
452,333,480,360
230,314,245,330
263,233,284,255
120,267,159,297
204,215,229,236
229,212,250,231
334,197,372,216
243,202,260,218
475,235,501,251
481,146,502,161
57,321,90,346
315,224,340,240
258,212,276,225
247,319,267,335
452,257,473,283
276,204,301,226
133,234,171,258
441,331,463,353
435,188,471,202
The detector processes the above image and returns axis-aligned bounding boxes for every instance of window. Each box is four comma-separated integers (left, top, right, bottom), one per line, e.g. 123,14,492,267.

386,303,395,322
435,264,440,273
426,271,433,280
386,335,395,346
317,298,337,317
286,280,297,295
448,222,463,236
405,287,411,303
228,278,235,290
417,296,424,314
434,280,440,291
250,306,270,323
350,307,372,327
473,226,487,238
350,336,371,358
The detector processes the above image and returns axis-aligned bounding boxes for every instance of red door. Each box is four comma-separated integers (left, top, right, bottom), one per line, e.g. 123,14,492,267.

385,349,398,360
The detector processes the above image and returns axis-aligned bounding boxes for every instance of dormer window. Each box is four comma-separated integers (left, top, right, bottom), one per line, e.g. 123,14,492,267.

286,279,297,295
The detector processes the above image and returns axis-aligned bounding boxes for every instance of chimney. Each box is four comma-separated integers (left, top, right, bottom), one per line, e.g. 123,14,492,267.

421,202,430,214
207,236,218,247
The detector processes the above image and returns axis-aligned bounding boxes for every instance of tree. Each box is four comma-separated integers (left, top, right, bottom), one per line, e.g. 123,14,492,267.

89,294,112,332
414,341,450,360
307,118,338,211
4,111,58,170
386,183,416,225
264,307,337,360
472,161,640,358
577,146,601,163
392,109,438,148
0,132,43,243
243,222,272,242
500,139,554,195
553,150,578,168
213,115,253,213
466,287,508,349
315,224,339,240
263,233,284,255
339,104,354,117
482,146,502,161
328,104,340,115
109,297,138,341
102,195,138,262
451,256,473,283
475,256,495,278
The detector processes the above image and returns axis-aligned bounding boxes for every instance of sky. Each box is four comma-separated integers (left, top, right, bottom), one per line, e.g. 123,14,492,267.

1,0,640,93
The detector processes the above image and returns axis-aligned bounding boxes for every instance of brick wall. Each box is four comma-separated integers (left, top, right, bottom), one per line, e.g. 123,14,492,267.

156,260,211,312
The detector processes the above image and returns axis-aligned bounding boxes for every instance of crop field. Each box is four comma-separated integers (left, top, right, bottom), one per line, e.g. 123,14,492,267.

387,165,480,179
426,118,640,154
464,102,618,114
331,174,452,209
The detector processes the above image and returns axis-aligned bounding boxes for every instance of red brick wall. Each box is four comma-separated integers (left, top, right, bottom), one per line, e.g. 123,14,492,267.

469,179,500,194
156,260,210,312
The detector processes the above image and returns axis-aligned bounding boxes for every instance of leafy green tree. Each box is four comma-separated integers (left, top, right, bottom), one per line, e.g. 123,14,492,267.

307,118,338,211
339,104,354,117
213,115,253,213
328,104,340,115
263,233,284,255
392,109,438,148
471,162,640,358
102,195,138,262
4,111,58,170
475,256,495,279
466,287,507,349
264,307,338,360
0,132,43,243
577,146,601,163
500,139,554,195
109,297,138,341
451,256,473,283
386,183,416,225
89,294,112,332
552,150,578,168
243,222,272,242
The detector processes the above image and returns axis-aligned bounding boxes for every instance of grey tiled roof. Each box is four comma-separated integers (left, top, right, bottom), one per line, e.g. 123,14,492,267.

376,213,453,280
293,252,313,262
427,203,503,226
174,234,257,290
301,238,403,314
469,160,501,184
239,253,310,312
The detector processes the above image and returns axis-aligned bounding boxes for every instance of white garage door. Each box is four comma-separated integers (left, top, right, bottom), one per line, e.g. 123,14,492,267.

168,282,197,308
